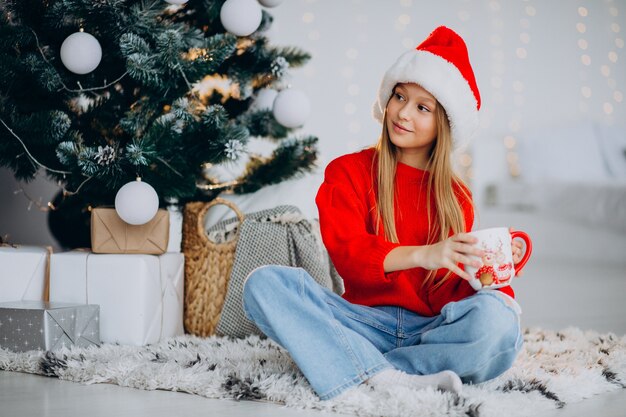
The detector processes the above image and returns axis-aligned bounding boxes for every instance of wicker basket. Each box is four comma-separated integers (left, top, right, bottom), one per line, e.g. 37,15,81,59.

182,198,244,337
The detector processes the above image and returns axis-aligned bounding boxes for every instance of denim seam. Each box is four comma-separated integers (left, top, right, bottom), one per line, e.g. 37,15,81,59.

329,312,368,377
317,362,391,400
325,301,398,337
297,267,306,297
397,308,405,347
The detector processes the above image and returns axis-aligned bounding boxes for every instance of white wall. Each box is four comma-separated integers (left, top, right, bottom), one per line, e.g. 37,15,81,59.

267,0,626,198
2,0,625,249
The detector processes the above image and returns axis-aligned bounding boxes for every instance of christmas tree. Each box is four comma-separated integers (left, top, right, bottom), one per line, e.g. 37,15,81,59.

0,0,317,247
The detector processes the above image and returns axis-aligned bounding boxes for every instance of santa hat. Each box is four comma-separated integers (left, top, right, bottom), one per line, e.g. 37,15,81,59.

372,26,481,149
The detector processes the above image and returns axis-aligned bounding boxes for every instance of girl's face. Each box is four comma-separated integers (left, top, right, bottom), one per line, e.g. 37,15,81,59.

385,83,438,167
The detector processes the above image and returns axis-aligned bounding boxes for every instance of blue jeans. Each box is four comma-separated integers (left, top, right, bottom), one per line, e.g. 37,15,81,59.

242,265,523,400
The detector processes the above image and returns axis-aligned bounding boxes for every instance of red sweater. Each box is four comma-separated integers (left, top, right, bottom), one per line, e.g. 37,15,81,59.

315,148,514,316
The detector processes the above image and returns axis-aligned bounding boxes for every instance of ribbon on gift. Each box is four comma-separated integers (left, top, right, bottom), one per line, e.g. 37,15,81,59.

44,246,52,302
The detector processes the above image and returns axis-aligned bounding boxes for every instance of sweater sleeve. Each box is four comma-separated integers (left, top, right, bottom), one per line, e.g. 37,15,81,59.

315,157,401,289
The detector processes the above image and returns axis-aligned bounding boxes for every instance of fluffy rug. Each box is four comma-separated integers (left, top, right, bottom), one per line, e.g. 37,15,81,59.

1,327,625,417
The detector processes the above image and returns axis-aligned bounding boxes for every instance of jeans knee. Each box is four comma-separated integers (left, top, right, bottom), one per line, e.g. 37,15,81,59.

243,265,301,307
244,265,281,297
463,294,520,347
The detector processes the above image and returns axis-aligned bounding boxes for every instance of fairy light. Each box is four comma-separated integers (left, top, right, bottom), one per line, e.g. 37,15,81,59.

13,186,53,212
578,4,591,115
340,12,367,150
398,14,411,25
302,12,314,24
604,1,622,119
454,6,475,182
193,74,241,103
501,1,536,179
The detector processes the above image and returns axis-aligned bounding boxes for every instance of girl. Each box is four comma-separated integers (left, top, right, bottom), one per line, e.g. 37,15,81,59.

243,26,526,400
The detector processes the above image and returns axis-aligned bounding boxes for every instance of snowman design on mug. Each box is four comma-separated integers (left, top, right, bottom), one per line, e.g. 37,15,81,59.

474,239,513,287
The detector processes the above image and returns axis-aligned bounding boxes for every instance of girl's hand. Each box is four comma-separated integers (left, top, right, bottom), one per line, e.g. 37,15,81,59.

420,233,484,281
510,227,525,276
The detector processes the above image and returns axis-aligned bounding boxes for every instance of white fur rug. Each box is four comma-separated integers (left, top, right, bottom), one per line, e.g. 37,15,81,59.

1,327,625,417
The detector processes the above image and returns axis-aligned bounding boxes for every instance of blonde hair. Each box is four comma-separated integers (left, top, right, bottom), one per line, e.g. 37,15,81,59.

373,95,472,289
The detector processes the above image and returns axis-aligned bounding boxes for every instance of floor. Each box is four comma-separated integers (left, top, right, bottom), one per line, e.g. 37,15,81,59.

1,208,626,416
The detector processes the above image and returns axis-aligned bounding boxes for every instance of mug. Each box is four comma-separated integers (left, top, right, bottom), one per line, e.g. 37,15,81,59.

465,227,532,291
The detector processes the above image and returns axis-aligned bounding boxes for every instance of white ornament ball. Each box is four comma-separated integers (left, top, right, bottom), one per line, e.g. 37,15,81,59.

60,31,102,75
164,0,188,4
114,179,159,225
272,89,311,128
258,0,283,7
220,0,263,37
251,88,278,110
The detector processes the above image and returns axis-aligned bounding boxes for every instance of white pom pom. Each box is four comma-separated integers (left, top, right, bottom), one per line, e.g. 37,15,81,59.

272,89,311,128
60,31,102,75
258,0,283,7
220,0,263,37
114,179,159,225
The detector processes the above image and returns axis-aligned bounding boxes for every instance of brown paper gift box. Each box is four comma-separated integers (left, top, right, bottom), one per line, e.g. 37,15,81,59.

91,208,169,254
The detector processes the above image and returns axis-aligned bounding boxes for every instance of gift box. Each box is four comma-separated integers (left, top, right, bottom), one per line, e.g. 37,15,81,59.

0,300,100,352
49,252,184,346
0,245,51,303
91,208,169,254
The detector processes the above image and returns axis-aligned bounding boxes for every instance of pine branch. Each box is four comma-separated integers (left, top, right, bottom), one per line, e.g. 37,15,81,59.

0,0,318,210
269,46,311,68
234,136,318,194
239,109,290,139
11,110,72,144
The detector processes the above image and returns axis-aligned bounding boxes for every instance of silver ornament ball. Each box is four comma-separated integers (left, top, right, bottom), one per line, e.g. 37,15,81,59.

220,0,263,37
114,179,159,225
272,89,311,128
60,31,102,75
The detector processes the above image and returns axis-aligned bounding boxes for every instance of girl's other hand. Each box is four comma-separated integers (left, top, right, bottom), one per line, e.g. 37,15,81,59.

509,227,525,277
421,233,483,281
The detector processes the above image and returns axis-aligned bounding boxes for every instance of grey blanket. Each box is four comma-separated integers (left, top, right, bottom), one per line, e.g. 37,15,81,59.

207,205,342,338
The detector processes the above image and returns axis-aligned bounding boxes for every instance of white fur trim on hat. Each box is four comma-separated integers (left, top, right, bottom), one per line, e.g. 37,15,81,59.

372,50,479,149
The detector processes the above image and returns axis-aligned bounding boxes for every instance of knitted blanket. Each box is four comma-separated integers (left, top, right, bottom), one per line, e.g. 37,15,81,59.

207,205,340,338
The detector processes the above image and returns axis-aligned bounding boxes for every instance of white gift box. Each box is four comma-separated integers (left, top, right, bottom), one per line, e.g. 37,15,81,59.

0,245,50,303
49,252,184,346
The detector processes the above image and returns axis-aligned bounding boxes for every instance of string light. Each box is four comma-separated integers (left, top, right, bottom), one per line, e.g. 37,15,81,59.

501,1,536,179
302,12,314,23
454,4,474,182
604,1,623,119
578,4,590,115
